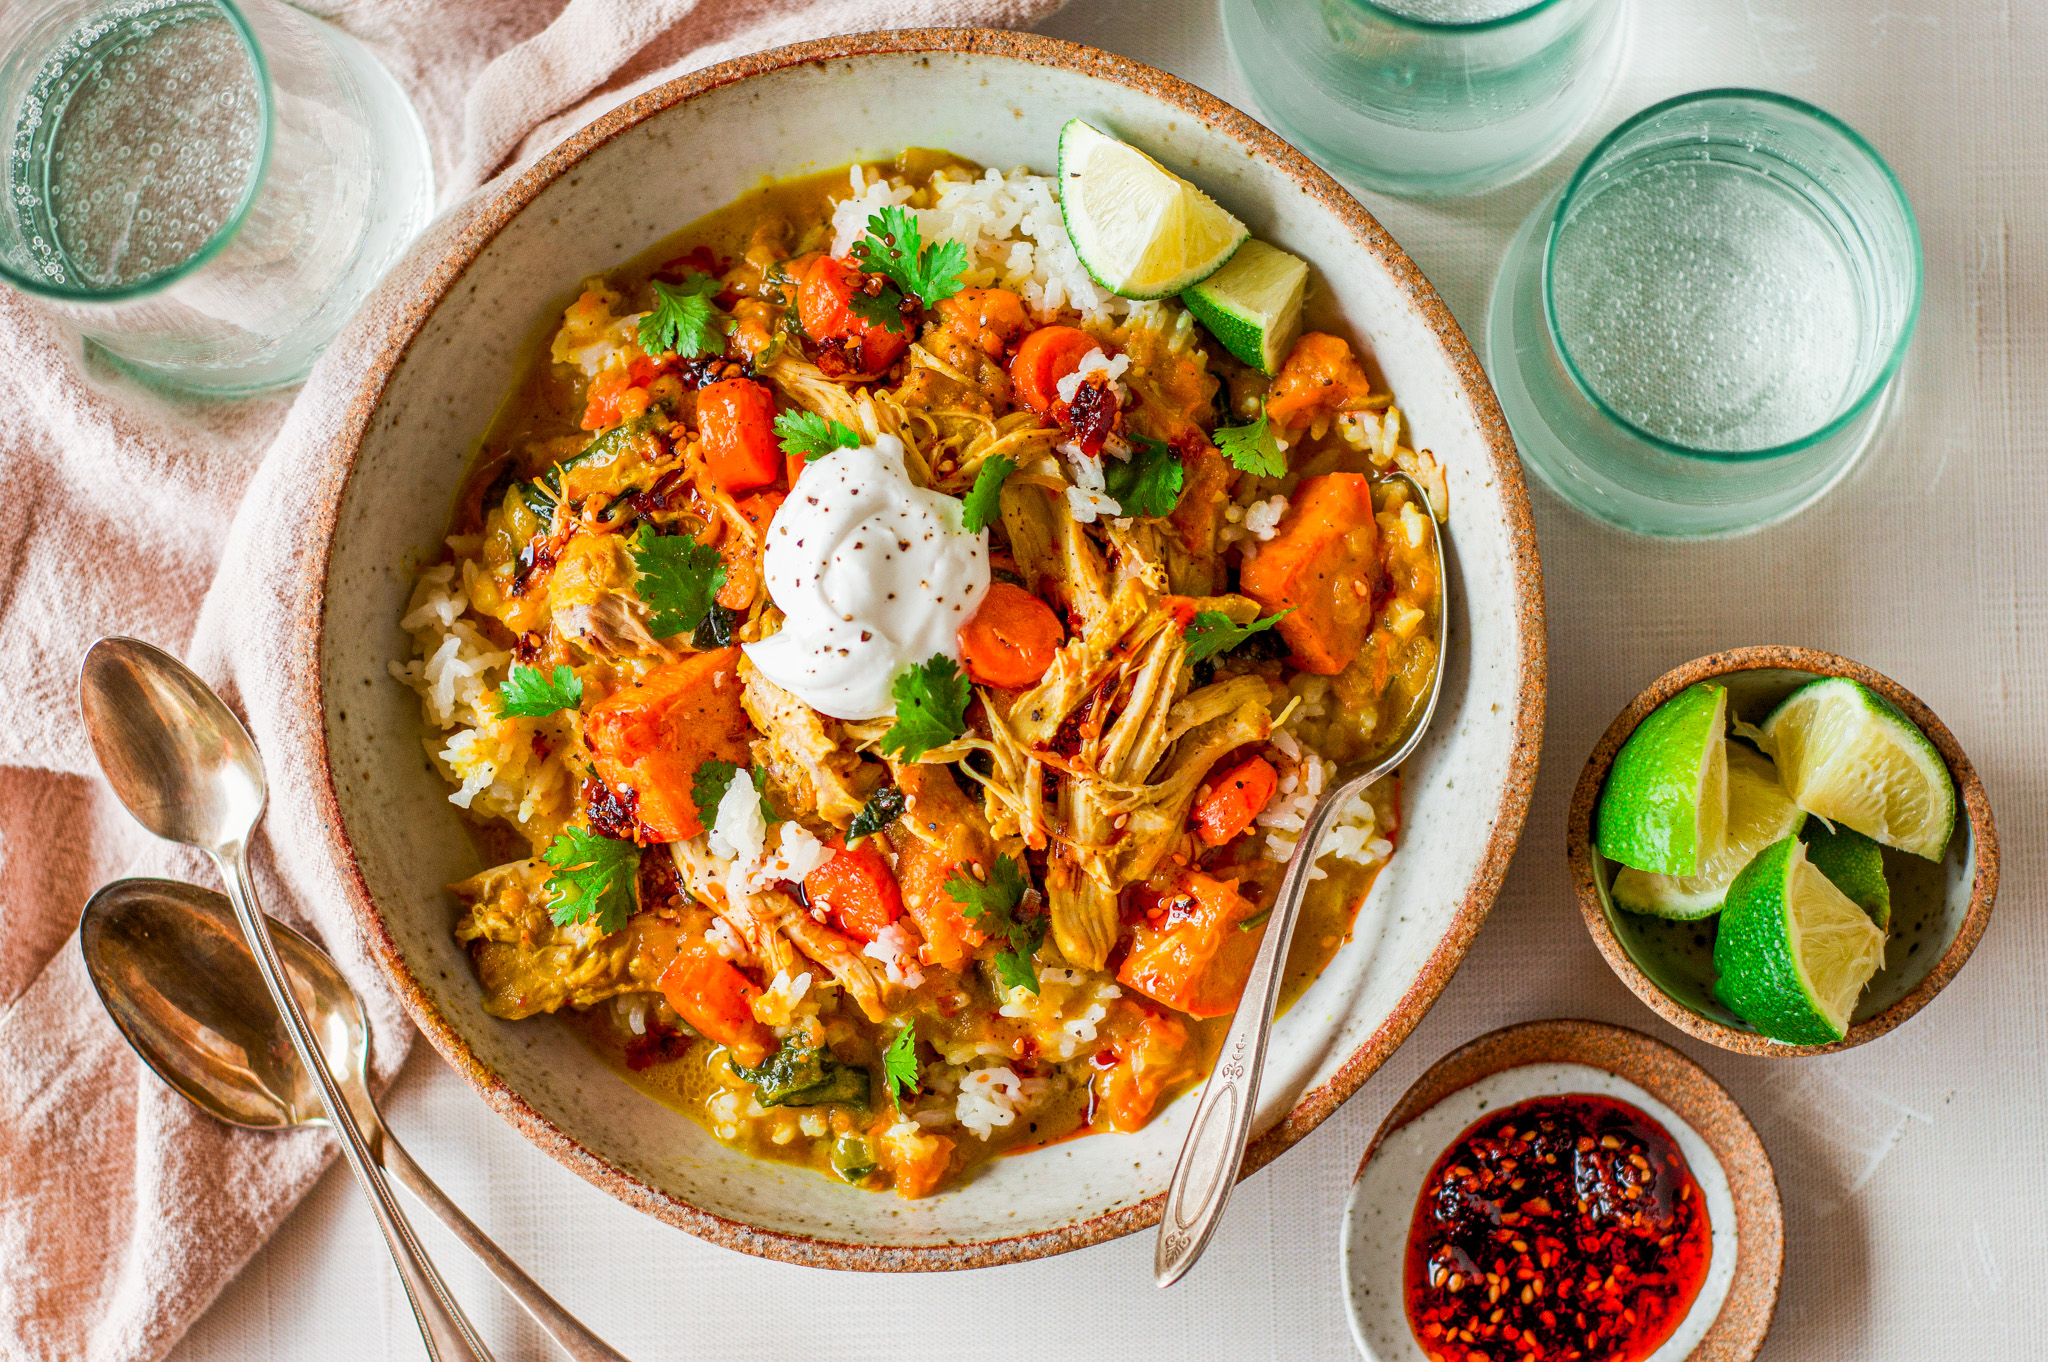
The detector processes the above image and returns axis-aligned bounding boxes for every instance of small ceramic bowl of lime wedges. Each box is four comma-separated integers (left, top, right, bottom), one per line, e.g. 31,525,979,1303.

1567,647,2000,1056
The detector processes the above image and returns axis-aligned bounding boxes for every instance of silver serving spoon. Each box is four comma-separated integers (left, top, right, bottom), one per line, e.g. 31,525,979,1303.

1155,475,1450,1288
80,877,630,1362
78,637,492,1362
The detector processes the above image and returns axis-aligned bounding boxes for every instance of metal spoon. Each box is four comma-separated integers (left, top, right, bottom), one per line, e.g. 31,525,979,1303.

80,877,629,1362
78,636,492,1362
1154,475,1450,1288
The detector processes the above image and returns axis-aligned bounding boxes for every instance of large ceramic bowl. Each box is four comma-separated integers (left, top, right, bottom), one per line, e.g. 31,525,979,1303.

302,29,1545,1268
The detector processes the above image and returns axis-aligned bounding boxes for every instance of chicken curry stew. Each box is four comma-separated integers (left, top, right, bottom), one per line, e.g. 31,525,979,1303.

393,150,1446,1199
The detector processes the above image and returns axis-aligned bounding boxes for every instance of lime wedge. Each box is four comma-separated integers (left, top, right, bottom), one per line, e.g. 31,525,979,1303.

1612,741,1805,919
1715,835,1887,1044
1802,823,1891,928
1181,239,1307,375
1057,119,1248,300
1760,677,1955,860
1595,682,1729,876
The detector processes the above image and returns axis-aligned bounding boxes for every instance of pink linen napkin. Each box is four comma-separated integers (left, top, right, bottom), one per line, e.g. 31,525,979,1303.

0,3,1061,1358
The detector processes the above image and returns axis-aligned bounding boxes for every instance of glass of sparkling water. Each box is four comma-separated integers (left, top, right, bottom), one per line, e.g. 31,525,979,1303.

1221,0,1628,198
0,0,433,394
1486,90,1922,538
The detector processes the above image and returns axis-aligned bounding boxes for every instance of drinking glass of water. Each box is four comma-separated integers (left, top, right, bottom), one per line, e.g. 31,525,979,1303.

1486,90,1921,538
0,0,434,394
1221,0,1628,198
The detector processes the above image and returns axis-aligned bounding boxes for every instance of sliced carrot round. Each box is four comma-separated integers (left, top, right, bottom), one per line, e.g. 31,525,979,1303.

957,582,1065,689
797,255,911,374
1191,755,1279,847
803,837,903,943
1008,324,1102,417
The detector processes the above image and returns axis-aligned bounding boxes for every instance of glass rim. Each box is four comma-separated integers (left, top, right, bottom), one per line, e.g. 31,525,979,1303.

0,0,274,303
1346,0,1571,34
1540,87,1924,464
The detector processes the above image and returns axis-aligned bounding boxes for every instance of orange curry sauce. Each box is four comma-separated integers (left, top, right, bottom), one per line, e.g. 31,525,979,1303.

1404,1094,1711,1362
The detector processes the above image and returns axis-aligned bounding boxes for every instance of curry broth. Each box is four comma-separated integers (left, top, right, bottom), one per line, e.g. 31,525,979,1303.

435,152,1425,1194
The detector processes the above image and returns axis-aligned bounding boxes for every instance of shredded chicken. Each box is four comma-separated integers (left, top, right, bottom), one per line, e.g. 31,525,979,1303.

738,656,873,826
452,859,670,1018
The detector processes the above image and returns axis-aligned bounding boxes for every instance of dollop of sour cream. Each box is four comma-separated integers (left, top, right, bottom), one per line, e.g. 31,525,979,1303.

743,434,989,720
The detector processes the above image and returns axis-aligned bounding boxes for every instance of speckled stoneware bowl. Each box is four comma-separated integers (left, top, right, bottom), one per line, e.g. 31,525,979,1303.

1569,647,1998,1057
301,30,1545,1268
1343,1020,1782,1362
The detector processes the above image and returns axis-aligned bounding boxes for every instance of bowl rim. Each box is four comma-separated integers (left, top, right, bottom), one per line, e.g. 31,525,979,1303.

1344,1017,1783,1362
1566,646,2000,1057
294,26,1548,1270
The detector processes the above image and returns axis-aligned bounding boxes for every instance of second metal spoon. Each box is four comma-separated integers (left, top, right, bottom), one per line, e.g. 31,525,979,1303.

80,876,628,1362
1154,475,1450,1287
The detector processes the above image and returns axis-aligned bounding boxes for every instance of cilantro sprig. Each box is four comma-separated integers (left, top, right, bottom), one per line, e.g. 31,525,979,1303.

878,655,972,762
959,454,1015,534
1214,400,1287,478
946,854,1043,994
849,206,969,335
692,760,776,831
1183,608,1293,665
775,409,862,462
637,272,731,359
498,663,582,718
848,784,906,846
1104,436,1185,519
541,826,640,935
882,1025,920,1103
629,523,726,638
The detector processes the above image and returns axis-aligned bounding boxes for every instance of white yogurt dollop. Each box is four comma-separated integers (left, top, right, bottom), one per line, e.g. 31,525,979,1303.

743,434,989,720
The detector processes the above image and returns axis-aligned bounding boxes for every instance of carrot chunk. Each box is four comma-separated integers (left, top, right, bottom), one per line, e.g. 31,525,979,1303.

803,837,904,943
1116,872,1266,1019
1238,472,1383,675
1190,756,1278,847
583,648,752,841
1008,324,1102,417
957,582,1065,689
697,378,782,496
798,255,911,375
1093,998,1199,1131
1266,332,1374,431
658,941,775,1066
874,1117,956,1200
715,491,782,611
883,765,991,969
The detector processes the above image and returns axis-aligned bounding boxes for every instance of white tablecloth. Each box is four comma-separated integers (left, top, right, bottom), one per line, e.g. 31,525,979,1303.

172,1,2046,1356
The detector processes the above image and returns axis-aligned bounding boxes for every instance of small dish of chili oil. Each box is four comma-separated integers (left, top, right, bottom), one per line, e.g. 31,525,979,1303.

1403,1093,1711,1362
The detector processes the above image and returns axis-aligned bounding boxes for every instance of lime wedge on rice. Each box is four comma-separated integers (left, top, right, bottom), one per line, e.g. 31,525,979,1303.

1595,682,1729,877
1760,677,1955,860
1057,118,1248,300
1182,239,1307,375
1714,835,1887,1045
1802,823,1892,929
1611,741,1805,919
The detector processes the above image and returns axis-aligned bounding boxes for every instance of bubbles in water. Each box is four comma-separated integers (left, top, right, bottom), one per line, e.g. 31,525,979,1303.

1550,156,1863,452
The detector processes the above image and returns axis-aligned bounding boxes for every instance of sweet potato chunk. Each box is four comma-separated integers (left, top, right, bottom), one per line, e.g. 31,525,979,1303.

584,648,752,840
1239,472,1382,675
883,764,991,969
1266,332,1373,431
1117,872,1265,1019
1092,999,1200,1132
658,941,774,1066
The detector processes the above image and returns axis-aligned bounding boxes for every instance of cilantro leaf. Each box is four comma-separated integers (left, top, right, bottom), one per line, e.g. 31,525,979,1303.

848,784,906,845
853,205,968,311
637,273,731,359
846,284,911,335
1183,608,1293,665
541,826,640,935
1104,436,1186,519
692,759,775,830
498,663,582,718
774,410,863,461
1214,401,1288,478
960,454,1015,534
946,854,1044,994
878,655,972,761
882,1025,920,1103
629,523,726,638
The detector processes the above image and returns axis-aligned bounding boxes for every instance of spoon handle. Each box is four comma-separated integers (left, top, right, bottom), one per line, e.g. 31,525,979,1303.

377,1131,630,1361
216,847,496,1362
1153,771,1376,1288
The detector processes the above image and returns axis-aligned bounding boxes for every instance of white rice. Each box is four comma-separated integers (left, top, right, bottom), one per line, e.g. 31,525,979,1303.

705,915,745,961
1055,347,1130,404
1243,494,1290,541
829,164,1184,330
748,822,832,892
707,770,767,864
861,921,926,989
1260,728,1391,878
955,1064,1025,1140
